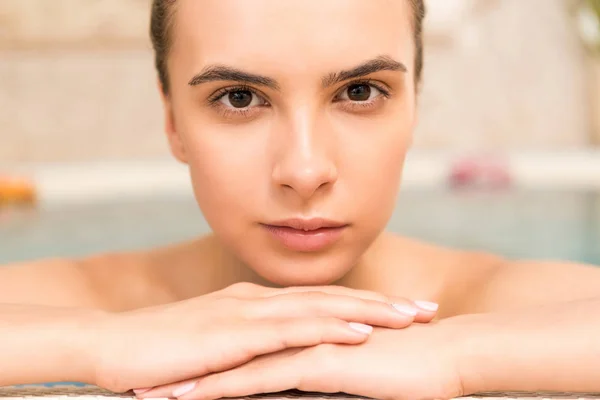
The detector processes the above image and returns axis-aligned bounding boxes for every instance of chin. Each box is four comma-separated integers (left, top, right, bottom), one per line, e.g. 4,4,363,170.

258,268,342,287
244,250,359,287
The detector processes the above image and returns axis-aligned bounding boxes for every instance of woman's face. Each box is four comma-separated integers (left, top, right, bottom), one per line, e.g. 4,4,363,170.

162,0,417,286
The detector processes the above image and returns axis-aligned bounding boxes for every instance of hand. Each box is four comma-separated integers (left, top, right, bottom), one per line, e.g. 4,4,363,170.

86,283,437,393
139,319,463,400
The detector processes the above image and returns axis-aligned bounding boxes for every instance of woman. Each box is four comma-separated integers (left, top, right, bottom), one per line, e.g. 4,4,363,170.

2,1,600,399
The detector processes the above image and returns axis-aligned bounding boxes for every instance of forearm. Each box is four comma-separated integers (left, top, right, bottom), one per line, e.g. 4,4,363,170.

452,297,600,394
0,304,105,386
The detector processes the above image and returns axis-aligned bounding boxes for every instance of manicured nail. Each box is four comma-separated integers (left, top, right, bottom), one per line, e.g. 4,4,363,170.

133,388,152,395
348,322,373,335
415,300,439,312
392,303,418,316
173,381,197,398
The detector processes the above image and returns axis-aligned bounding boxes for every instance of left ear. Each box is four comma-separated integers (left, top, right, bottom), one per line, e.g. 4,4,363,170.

158,81,188,164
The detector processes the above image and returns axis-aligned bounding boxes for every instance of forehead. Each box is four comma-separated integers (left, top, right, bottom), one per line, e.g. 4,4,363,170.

169,0,415,81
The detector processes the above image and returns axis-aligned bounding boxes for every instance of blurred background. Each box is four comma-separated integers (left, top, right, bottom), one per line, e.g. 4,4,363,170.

1,0,600,266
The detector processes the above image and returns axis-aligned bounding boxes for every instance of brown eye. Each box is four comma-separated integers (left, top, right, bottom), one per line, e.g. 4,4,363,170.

347,84,371,101
228,90,253,108
336,83,385,105
218,89,267,109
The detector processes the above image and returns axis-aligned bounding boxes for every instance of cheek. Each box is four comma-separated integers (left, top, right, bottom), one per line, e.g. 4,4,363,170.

351,133,408,222
332,112,412,244
339,112,413,208
181,126,267,232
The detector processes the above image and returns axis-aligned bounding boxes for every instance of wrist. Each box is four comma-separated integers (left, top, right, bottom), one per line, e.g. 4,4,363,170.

59,309,113,385
0,305,113,386
442,311,552,396
441,313,510,395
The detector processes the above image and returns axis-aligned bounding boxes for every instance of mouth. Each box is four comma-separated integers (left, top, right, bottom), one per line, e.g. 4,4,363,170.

261,218,349,252
268,218,347,231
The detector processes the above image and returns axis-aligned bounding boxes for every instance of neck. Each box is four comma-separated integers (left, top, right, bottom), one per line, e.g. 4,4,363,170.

156,232,390,301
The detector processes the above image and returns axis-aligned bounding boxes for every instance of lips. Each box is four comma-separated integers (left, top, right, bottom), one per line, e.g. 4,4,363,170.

270,218,346,231
261,218,348,252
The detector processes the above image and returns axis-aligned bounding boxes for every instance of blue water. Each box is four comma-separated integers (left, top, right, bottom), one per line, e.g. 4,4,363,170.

1,188,599,266
12,382,87,388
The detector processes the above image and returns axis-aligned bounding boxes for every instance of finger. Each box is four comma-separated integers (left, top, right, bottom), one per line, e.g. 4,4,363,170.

231,284,438,322
262,285,390,302
237,317,373,354
262,285,438,321
387,297,438,323
244,291,417,328
174,350,303,400
412,300,439,323
136,317,371,398
135,318,365,400
138,349,303,400
196,317,372,381
136,378,193,399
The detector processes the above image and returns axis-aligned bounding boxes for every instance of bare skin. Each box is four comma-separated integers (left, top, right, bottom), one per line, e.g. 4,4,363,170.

2,0,600,397
2,232,599,316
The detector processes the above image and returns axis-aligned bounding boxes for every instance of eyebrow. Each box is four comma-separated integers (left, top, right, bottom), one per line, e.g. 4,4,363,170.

188,65,280,90
321,55,407,88
187,55,407,90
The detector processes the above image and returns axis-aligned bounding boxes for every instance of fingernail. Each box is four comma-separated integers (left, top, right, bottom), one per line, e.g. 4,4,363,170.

133,388,152,395
173,381,197,398
392,303,418,316
415,300,439,312
348,322,373,335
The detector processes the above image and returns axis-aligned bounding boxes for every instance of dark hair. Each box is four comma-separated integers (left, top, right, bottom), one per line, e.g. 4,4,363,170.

150,0,426,94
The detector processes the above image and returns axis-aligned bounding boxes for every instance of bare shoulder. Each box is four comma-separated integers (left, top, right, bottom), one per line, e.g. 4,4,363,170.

0,245,176,311
369,234,600,316
471,257,600,313
0,256,108,309
370,233,504,317
76,235,223,309
394,234,600,314
0,234,231,311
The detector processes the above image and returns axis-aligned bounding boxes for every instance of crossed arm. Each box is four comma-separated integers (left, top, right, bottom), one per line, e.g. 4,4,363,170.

1,255,600,399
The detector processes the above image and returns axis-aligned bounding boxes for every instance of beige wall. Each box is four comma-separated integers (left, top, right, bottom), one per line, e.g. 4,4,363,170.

418,0,593,150
0,0,596,163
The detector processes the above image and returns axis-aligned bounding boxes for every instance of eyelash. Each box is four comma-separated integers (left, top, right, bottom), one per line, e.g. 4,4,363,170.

206,85,263,119
207,80,392,118
207,84,258,105
334,79,391,112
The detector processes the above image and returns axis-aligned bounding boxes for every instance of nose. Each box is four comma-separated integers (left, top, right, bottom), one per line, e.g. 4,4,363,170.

272,116,338,200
